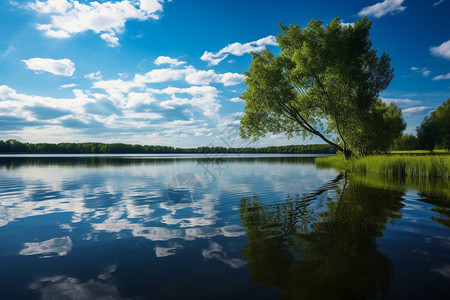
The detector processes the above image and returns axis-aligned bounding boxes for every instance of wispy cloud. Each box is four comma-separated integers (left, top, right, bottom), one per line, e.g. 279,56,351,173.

201,35,277,66
430,40,450,60
382,98,422,108
358,0,406,18
432,73,450,80
26,0,165,47
411,67,431,77
433,0,446,6
60,83,77,89
0,45,15,60
23,57,75,76
402,106,433,116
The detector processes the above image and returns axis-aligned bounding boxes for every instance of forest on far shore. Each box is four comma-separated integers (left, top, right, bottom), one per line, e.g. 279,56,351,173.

0,140,337,154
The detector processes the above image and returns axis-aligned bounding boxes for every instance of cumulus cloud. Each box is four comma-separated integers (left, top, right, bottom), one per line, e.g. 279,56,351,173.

430,40,450,60
154,56,186,66
26,0,165,47
1,54,248,142
0,84,92,118
23,58,75,76
201,35,278,66
411,67,431,77
358,0,406,18
402,106,433,116
184,69,245,86
93,66,244,96
433,73,450,80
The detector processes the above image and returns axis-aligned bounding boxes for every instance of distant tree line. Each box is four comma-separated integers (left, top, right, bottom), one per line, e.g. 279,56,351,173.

0,140,337,154
392,98,450,152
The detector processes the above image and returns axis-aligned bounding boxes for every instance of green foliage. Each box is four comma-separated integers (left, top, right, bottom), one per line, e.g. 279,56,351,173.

315,155,450,178
433,98,450,151
392,134,418,151
240,17,400,158
350,100,406,156
417,114,441,152
0,140,336,154
416,98,450,152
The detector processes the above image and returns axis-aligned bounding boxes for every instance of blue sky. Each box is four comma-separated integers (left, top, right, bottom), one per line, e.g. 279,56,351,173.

0,0,449,147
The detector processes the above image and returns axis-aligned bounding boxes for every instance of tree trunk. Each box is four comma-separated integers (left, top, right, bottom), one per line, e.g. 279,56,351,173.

343,144,352,160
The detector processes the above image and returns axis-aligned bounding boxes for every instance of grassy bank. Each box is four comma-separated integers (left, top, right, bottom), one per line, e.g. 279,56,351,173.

315,155,450,178
390,150,449,154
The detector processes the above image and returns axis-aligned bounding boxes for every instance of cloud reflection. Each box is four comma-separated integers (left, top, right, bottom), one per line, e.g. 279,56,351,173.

29,265,122,300
202,241,246,269
20,237,72,258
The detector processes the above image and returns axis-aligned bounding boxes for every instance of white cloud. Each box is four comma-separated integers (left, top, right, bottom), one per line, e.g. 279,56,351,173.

26,0,164,47
382,98,422,107
402,106,432,116
216,72,245,86
154,56,186,66
125,92,156,108
100,33,120,47
23,58,75,76
93,66,244,96
433,73,450,80
85,71,102,80
201,35,278,66
433,0,446,6
340,21,355,27
184,69,245,86
229,97,242,103
160,86,221,118
430,40,450,60
358,0,406,18
60,83,77,89
411,66,431,77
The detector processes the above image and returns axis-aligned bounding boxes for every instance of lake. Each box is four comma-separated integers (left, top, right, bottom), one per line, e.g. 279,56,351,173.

0,154,448,299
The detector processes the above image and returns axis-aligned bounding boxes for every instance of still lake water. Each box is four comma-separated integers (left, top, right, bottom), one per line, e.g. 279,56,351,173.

0,154,448,299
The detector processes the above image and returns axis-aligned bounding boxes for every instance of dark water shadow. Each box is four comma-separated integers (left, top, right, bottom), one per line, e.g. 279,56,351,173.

239,175,405,299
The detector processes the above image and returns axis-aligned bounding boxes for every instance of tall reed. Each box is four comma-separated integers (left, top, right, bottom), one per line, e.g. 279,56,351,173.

315,155,450,178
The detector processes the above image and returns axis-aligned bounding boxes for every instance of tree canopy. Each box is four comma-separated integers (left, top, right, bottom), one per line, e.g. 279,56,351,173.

239,17,405,158
416,98,450,152
433,98,450,151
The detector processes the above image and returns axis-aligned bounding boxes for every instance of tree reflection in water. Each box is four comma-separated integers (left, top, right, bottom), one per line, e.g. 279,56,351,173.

239,175,405,299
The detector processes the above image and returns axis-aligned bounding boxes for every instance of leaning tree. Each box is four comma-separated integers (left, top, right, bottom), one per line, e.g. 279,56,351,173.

239,17,401,159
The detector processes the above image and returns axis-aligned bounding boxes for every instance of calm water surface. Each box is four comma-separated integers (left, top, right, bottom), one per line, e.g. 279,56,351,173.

0,155,448,299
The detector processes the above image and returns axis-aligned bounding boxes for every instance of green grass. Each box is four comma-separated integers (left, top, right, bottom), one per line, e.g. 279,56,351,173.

315,155,450,178
389,149,449,154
